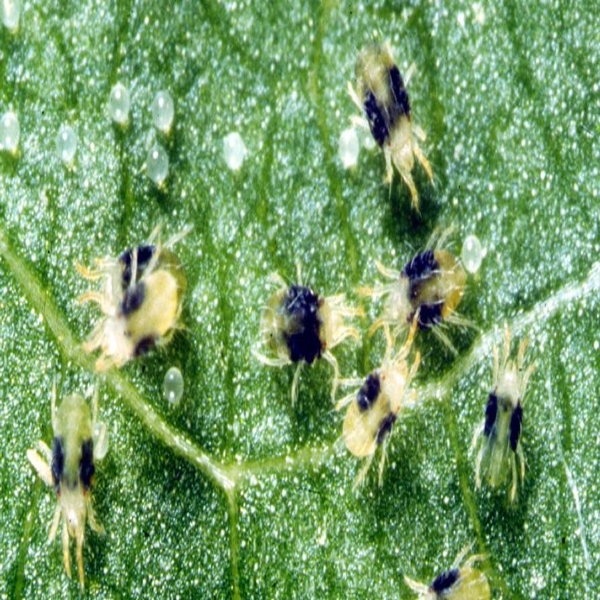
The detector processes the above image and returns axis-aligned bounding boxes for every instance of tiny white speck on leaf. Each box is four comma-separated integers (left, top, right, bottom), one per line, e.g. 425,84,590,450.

108,82,130,125
338,128,360,169
146,143,169,186
151,90,175,133
472,3,485,24
93,422,109,460
223,132,246,171
55,124,78,164
0,111,20,153
163,367,184,405
1,0,21,31
462,234,484,274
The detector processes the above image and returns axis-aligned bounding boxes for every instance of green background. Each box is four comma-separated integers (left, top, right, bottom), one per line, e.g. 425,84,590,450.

1,0,599,598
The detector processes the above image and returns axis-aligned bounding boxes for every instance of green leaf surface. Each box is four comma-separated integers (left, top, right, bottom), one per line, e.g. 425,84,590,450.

1,1,599,598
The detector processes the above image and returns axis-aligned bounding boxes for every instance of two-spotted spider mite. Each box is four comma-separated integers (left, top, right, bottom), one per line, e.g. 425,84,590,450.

336,319,420,488
473,326,535,502
404,544,490,600
255,268,362,404
77,227,188,371
27,385,108,590
348,42,433,210
360,228,468,353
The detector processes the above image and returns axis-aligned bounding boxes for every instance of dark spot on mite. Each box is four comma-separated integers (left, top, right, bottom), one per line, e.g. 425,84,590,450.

484,392,498,437
403,250,439,285
403,250,443,329
134,335,158,357
509,402,523,451
357,372,381,412
120,245,156,289
416,302,443,329
283,285,324,364
364,91,389,146
121,281,146,316
430,567,460,593
51,436,64,491
376,413,397,445
79,439,95,491
388,65,411,119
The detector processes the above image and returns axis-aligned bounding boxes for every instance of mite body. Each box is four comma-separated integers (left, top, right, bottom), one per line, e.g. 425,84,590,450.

77,227,188,371
348,42,433,209
405,544,490,599
27,387,107,589
336,321,420,488
361,229,468,352
473,326,535,502
255,270,361,403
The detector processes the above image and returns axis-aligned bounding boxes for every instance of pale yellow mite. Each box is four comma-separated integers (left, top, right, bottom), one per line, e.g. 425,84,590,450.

27,385,107,590
359,228,469,354
473,325,535,502
404,544,490,600
255,268,362,404
348,42,433,209
77,227,188,371
336,319,420,489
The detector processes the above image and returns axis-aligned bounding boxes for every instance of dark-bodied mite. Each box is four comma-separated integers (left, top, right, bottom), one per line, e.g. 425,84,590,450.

348,42,433,209
474,325,535,502
336,319,420,489
359,228,469,353
27,386,108,589
255,267,362,404
76,226,189,371
404,543,490,599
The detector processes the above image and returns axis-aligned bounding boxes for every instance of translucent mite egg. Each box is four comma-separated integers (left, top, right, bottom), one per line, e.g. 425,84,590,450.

1,0,21,31
108,82,130,125
151,90,174,133
223,132,246,171
338,128,360,169
163,367,184,405
461,234,484,274
93,422,109,460
146,143,169,186
0,111,20,154
55,124,78,164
